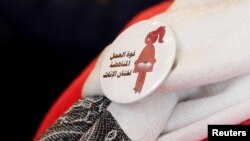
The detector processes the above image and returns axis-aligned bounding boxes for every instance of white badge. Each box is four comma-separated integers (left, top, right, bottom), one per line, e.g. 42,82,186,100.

100,20,176,103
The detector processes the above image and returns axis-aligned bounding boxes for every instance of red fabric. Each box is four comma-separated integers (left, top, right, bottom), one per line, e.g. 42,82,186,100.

33,0,249,140
33,58,97,140
242,119,250,125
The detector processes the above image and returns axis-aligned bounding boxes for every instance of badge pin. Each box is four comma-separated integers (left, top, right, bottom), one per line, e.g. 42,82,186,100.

100,20,176,103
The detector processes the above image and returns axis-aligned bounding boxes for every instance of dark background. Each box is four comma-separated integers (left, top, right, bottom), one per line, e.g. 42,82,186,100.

0,0,164,140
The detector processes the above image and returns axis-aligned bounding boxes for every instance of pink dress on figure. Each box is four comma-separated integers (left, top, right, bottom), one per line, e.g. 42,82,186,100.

133,26,165,93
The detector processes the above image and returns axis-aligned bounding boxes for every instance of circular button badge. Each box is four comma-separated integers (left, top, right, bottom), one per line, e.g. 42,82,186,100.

100,20,176,104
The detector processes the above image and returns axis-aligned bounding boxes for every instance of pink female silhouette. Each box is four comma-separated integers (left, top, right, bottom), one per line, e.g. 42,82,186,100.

133,26,165,94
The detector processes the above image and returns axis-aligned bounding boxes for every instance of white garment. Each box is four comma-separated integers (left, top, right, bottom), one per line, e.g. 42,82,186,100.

82,0,250,140
108,93,178,141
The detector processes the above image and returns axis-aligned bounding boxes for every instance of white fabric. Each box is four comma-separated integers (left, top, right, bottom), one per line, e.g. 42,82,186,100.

164,75,250,133
82,0,250,140
108,93,178,141
104,74,250,141
83,0,250,96
152,0,250,93
158,99,250,141
83,46,110,96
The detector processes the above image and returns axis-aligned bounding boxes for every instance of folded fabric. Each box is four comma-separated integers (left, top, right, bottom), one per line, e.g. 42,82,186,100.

36,0,250,141
82,0,250,140
158,99,250,141
83,0,250,96
38,84,250,141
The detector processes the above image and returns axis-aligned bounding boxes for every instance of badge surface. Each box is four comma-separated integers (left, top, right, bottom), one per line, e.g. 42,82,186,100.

100,20,176,103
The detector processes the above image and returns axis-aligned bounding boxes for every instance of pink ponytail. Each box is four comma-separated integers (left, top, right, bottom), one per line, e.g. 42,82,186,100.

145,26,166,44
156,26,165,43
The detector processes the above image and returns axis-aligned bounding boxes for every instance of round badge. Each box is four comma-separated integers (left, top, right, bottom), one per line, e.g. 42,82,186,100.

100,20,176,103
